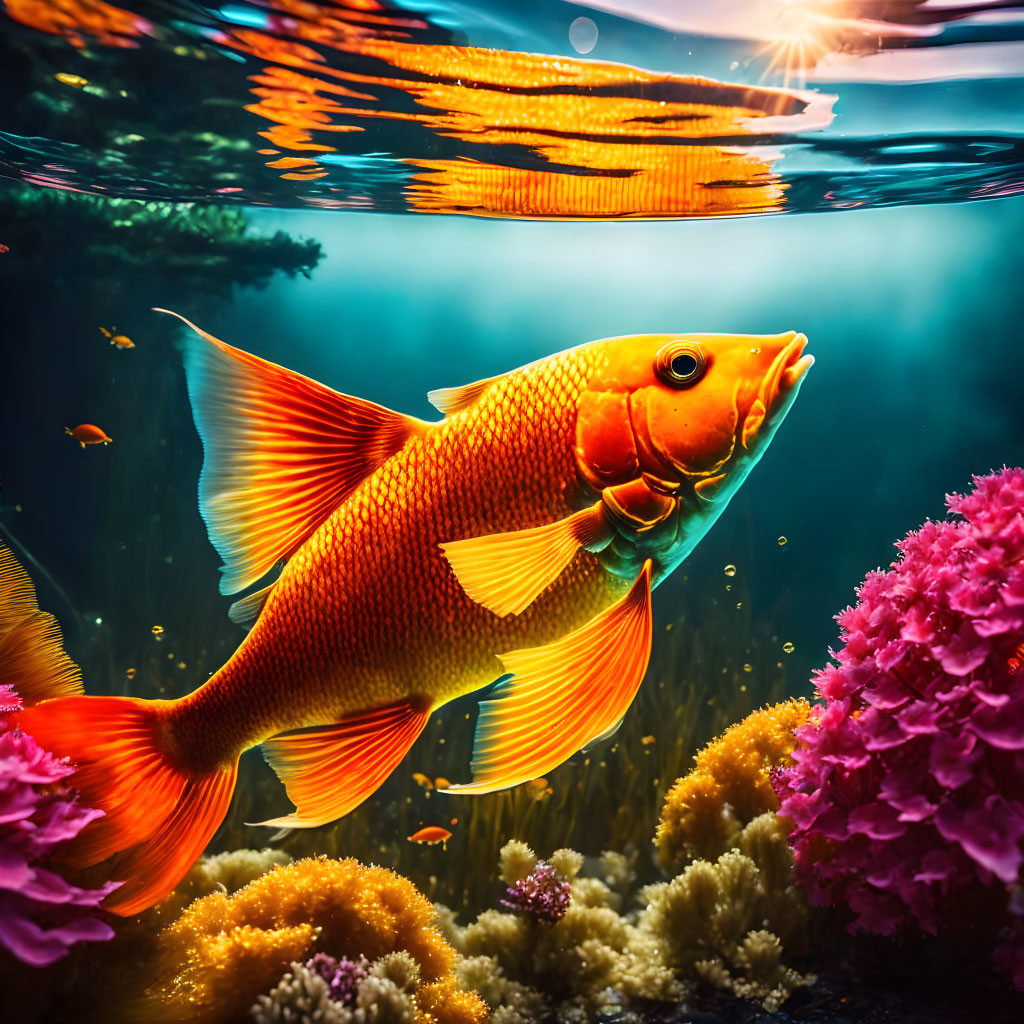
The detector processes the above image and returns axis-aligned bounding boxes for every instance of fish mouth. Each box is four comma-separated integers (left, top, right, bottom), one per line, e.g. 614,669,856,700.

761,332,813,412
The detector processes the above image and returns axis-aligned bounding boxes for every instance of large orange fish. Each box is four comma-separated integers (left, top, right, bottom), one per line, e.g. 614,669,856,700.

13,312,812,914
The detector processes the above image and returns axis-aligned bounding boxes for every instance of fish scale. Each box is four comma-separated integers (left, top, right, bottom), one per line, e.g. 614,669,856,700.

170,346,619,767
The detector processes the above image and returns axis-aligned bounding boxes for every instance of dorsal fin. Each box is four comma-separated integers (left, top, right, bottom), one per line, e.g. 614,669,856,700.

427,373,507,416
228,580,277,628
426,348,567,416
157,309,426,595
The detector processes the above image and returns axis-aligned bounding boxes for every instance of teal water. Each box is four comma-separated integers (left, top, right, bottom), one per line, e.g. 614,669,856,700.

2,3,1024,1020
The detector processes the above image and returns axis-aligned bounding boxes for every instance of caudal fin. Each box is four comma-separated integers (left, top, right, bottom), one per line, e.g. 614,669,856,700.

0,543,237,916
14,696,238,915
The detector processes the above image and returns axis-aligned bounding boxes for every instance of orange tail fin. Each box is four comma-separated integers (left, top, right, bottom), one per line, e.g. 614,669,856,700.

15,696,238,916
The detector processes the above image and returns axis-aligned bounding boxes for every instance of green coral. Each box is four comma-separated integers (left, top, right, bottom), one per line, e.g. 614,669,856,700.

639,813,813,1011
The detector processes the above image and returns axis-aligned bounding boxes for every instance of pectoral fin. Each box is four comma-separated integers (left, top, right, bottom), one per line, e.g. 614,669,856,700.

441,502,613,617
255,699,430,828
443,561,652,795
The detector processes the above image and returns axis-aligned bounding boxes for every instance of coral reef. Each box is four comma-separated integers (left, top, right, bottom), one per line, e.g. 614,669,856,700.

441,839,684,1019
143,856,486,1024
657,698,811,871
772,467,1024,987
438,696,820,1019
639,814,813,1012
0,683,117,967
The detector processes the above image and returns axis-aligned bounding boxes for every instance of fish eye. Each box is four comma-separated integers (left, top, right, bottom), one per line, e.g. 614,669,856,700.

655,342,706,388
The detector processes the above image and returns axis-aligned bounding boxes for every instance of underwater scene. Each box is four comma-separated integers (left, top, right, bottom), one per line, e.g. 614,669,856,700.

2,1,1024,1021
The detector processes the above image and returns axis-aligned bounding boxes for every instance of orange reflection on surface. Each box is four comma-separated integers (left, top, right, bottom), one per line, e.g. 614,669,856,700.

2,0,151,48
212,0,832,212
405,145,782,220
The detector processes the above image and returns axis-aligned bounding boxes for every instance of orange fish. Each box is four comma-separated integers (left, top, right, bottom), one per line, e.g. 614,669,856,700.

64,424,112,448
15,309,812,914
99,327,134,349
1009,640,1024,676
0,244,8,254
408,826,452,848
411,772,433,789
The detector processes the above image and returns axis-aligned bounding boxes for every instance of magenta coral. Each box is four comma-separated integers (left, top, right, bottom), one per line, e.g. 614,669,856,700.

499,861,571,923
773,468,1024,985
0,683,117,966
306,952,369,1006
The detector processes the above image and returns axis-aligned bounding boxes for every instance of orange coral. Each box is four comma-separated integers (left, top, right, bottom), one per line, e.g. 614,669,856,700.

145,856,482,1024
656,699,811,871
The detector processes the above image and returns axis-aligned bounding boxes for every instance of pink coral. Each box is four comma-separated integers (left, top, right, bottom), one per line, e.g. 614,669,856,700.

773,468,1024,985
0,683,117,966
500,861,571,923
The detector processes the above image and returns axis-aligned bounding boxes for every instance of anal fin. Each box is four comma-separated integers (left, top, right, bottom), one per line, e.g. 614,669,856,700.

256,699,431,828
443,561,652,795
441,502,612,617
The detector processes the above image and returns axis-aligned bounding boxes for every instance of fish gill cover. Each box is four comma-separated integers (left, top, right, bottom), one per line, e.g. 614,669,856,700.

1,0,1023,214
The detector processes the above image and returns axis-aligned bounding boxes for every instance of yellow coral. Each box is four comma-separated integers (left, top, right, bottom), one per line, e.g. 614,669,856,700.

416,977,488,1023
656,698,811,870
145,856,481,1024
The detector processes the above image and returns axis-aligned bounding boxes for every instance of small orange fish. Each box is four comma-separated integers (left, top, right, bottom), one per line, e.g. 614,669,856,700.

408,826,452,849
55,72,88,88
100,327,134,349
525,777,551,802
64,424,112,448
1009,641,1024,676
0,244,8,254
16,310,812,915
433,776,451,790
411,772,433,789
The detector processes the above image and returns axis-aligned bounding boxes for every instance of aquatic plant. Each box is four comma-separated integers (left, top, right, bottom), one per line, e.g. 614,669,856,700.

656,698,811,871
144,856,485,1023
772,467,1024,987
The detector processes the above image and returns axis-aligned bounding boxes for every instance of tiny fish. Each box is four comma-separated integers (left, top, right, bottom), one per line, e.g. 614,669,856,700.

0,244,8,254
65,424,112,448
433,776,451,790
55,73,88,88
408,826,452,849
411,772,433,789
100,327,135,349
17,311,812,914
525,777,551,802
1009,641,1024,676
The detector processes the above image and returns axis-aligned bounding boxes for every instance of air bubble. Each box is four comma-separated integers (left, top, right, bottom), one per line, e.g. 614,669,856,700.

569,16,598,54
